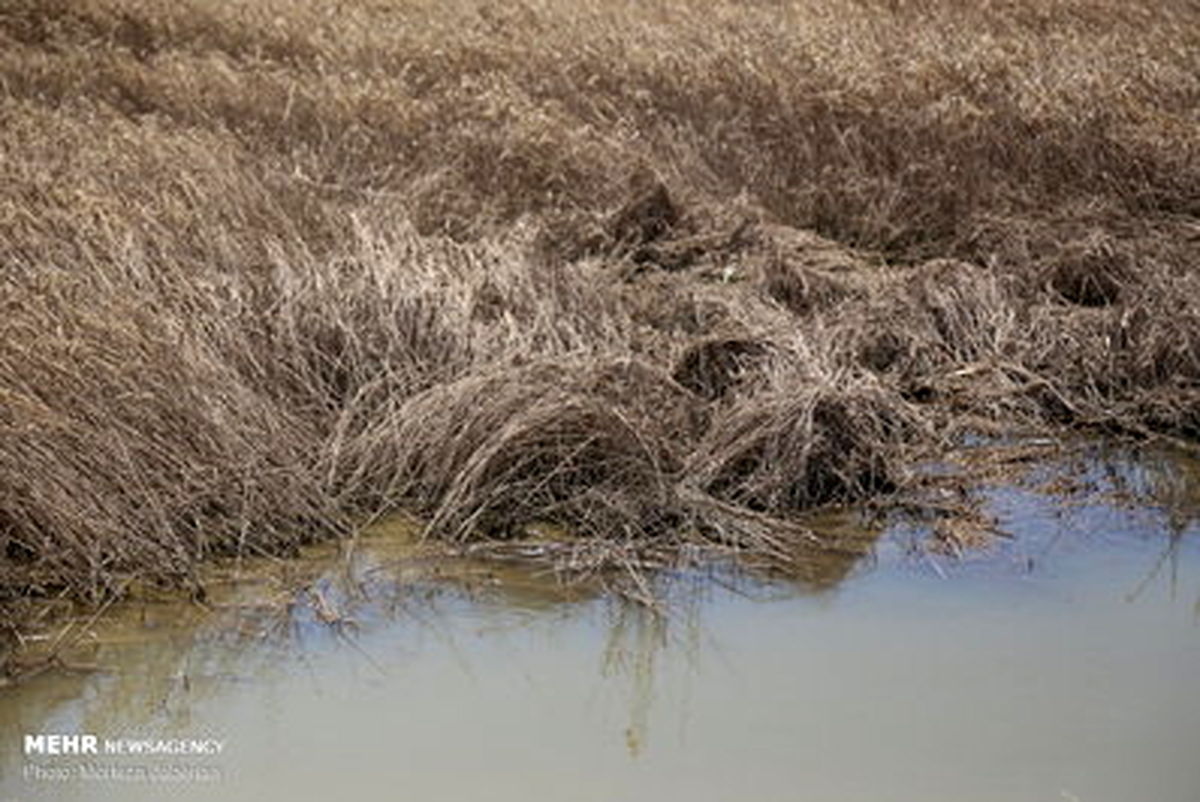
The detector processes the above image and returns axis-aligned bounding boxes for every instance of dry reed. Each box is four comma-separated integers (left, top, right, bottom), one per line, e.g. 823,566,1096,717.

1,0,1198,633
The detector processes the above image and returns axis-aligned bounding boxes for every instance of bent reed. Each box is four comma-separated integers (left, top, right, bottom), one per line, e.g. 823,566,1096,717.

1,0,1197,630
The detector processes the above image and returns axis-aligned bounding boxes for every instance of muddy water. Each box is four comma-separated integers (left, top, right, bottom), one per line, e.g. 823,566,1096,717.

1,449,1198,802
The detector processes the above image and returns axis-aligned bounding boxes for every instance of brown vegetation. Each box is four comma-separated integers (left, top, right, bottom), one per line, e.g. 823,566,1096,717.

1,0,1198,633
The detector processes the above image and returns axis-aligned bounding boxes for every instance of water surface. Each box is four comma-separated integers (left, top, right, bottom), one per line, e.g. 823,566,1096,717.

2,447,1198,802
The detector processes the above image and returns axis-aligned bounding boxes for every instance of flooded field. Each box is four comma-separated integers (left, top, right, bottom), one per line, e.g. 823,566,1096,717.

1,448,1198,802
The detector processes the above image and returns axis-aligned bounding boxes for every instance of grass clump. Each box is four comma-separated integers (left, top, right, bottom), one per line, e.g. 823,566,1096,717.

1,0,1198,632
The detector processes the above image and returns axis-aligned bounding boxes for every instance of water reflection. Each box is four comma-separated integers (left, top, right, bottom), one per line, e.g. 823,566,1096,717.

0,444,1198,802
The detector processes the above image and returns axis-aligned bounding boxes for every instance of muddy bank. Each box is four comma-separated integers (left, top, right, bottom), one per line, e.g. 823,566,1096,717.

1,0,1199,636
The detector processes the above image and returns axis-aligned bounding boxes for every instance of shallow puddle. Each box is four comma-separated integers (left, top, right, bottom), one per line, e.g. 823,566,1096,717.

1,447,1198,802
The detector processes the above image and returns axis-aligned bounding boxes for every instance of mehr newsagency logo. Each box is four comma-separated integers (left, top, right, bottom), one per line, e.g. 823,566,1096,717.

19,732,225,786
24,734,224,756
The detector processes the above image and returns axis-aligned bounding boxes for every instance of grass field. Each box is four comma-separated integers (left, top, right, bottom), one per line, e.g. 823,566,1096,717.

1,0,1198,633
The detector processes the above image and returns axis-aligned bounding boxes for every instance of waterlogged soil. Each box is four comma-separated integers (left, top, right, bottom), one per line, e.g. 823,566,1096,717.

1,448,1198,802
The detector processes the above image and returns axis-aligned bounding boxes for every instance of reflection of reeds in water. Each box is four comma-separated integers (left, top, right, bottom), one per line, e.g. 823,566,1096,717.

1119,449,1200,614
3,467,1196,762
0,528,856,761
602,600,670,759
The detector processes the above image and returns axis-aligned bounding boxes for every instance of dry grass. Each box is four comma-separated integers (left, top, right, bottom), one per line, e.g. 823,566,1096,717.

1,0,1198,633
